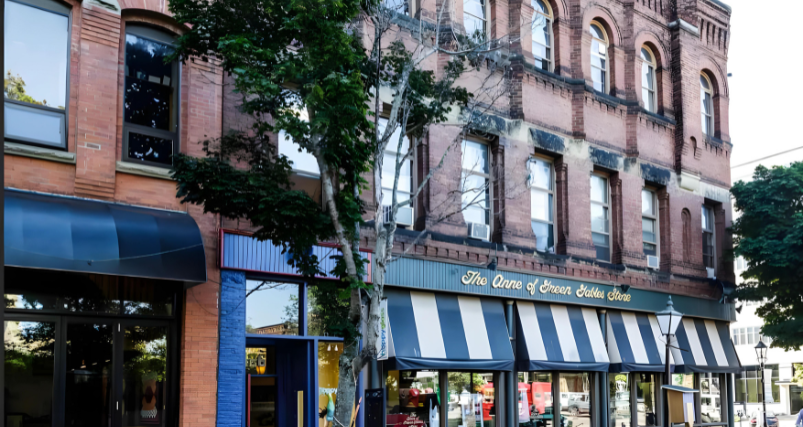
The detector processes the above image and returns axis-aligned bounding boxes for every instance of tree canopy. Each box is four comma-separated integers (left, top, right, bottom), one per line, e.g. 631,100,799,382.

731,162,803,350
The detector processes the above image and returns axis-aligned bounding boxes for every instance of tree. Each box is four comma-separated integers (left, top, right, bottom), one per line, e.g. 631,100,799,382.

731,162,803,350
168,0,518,424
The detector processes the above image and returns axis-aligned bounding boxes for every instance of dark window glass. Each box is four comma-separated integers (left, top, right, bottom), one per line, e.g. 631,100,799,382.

386,370,440,427
4,0,69,147
124,34,176,130
4,320,56,427
65,322,114,427
122,325,169,427
127,131,173,166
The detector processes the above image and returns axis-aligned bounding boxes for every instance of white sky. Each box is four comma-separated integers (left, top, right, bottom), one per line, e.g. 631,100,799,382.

726,0,803,183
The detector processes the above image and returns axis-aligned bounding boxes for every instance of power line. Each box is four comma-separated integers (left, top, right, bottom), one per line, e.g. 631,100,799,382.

731,145,803,169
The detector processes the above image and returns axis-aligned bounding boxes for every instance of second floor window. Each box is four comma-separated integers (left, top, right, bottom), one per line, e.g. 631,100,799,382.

123,26,180,167
590,173,610,262
464,0,486,39
642,189,658,257
4,0,70,148
532,0,553,72
278,103,319,177
702,205,715,269
589,22,608,93
529,158,554,253
461,140,491,236
378,118,412,208
641,46,657,113
701,73,715,136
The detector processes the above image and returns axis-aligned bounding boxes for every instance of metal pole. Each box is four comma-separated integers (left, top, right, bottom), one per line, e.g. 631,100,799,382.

761,364,767,427
664,333,672,427
664,334,671,385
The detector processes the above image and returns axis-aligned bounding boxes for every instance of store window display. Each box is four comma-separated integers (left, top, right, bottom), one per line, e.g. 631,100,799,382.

609,374,630,427
318,342,344,427
447,372,495,427
518,372,554,427
700,373,722,423
561,373,591,427
387,370,440,427
635,374,658,427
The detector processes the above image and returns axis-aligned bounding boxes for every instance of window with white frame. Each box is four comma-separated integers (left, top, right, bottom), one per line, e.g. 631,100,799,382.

590,173,610,262
529,157,554,253
464,0,486,39
4,0,70,148
641,46,657,113
532,0,553,72
462,140,491,234
701,73,715,136
378,117,413,209
589,22,609,93
381,0,410,15
278,102,319,177
702,205,715,269
642,189,658,258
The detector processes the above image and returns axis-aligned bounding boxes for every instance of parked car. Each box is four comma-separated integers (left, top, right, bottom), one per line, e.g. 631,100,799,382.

565,393,590,416
749,411,779,427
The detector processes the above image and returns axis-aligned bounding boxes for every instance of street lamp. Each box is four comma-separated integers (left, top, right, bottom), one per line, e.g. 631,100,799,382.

755,340,768,427
656,296,683,385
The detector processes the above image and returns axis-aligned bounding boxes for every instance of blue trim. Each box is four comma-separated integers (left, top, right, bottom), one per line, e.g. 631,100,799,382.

482,298,515,362
517,359,610,372
637,313,663,365
435,293,470,359
674,321,695,366
534,302,564,363
567,306,595,363
694,318,719,368
386,356,514,371
385,288,420,359
716,321,741,369
608,363,668,373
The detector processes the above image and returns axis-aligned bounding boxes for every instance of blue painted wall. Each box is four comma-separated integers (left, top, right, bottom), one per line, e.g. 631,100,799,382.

217,270,247,427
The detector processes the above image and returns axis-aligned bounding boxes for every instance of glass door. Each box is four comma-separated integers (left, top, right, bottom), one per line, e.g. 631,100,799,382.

64,321,115,427
4,317,58,427
120,324,169,427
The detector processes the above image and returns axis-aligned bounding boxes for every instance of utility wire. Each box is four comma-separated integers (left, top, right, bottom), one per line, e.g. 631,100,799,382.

731,145,803,169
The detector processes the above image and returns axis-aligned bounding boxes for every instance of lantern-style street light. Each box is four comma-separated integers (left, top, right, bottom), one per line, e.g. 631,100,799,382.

656,296,683,385
755,340,768,427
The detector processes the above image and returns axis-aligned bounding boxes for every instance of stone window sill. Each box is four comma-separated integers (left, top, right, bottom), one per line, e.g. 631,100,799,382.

116,161,174,181
4,142,77,164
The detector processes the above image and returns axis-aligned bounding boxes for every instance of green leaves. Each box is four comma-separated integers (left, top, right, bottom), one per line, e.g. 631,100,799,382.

732,162,803,350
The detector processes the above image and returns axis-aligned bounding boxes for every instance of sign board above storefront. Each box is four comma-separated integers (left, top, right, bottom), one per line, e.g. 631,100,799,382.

383,257,735,322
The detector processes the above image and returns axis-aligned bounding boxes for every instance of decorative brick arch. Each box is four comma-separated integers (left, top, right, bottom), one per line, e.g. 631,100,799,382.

634,31,670,114
698,55,729,98
582,4,622,47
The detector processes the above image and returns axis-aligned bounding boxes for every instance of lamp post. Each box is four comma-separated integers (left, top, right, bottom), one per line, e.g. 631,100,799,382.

656,296,683,386
755,340,768,427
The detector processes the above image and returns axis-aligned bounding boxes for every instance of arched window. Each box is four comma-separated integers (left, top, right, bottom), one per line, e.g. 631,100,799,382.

464,0,487,39
590,21,608,93
641,46,657,113
532,0,553,71
700,72,715,136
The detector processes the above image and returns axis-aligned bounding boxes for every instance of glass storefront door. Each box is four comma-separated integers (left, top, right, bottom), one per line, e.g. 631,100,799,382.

65,322,115,427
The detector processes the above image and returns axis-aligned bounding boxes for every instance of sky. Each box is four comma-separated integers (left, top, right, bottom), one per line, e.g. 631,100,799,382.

725,0,803,183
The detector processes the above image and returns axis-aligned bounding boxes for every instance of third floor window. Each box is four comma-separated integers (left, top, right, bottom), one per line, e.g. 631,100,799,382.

589,22,608,93
641,46,657,113
590,173,610,262
529,157,554,253
701,73,715,136
532,0,553,72
462,140,491,240
702,205,715,270
464,0,486,39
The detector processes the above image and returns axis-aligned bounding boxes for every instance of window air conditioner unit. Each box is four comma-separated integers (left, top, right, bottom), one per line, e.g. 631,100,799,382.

468,222,491,241
706,267,716,279
647,255,659,270
382,205,414,227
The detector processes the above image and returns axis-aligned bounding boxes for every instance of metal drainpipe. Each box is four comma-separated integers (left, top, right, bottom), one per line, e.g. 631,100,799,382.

599,310,608,427
507,300,516,427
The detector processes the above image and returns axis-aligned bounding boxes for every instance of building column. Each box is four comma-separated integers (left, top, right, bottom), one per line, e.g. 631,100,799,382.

216,270,247,427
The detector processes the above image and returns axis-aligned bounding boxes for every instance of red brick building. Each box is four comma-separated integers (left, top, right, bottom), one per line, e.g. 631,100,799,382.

3,0,737,426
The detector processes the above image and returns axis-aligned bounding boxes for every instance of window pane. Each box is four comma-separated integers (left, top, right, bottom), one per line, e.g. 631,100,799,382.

562,373,592,427
610,373,630,427
593,70,606,92
518,372,553,427
593,233,610,261
590,24,605,40
66,323,114,427
640,48,652,62
529,159,552,190
318,341,344,427
700,75,710,90
378,117,411,154
124,34,176,131
4,0,69,109
462,173,490,223
447,372,495,427
531,189,552,222
5,102,65,147
641,190,655,215
382,151,413,193
533,42,549,65
122,326,169,427
246,346,276,375
464,0,485,17
387,371,440,427
532,220,554,253
464,14,485,37
701,374,722,423
591,204,609,233
382,188,411,207
635,373,658,427
4,320,56,427
128,131,173,165
532,0,548,14
245,280,300,336
643,242,657,256
642,218,656,243
462,140,489,174
591,175,608,203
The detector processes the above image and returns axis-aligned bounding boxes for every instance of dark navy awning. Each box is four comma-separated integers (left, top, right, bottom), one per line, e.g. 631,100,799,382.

670,317,742,373
606,310,668,373
385,288,515,371
4,189,207,284
515,301,610,372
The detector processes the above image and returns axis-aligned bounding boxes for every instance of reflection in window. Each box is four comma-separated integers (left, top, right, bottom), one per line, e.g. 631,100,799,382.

641,47,657,113
561,373,591,425
672,373,695,388
700,373,722,423
642,189,658,257
379,117,413,209
532,0,553,71
4,320,56,427
4,0,69,147
530,158,554,252
124,30,179,166
702,205,715,269
591,174,610,261
609,373,630,427
447,372,495,427
464,0,487,39
590,22,608,93
122,326,169,427
518,372,553,427
66,323,114,427
462,140,491,232
386,370,440,427
246,346,277,375
635,374,657,427
278,104,320,177
318,342,344,427
245,280,301,336
700,73,715,136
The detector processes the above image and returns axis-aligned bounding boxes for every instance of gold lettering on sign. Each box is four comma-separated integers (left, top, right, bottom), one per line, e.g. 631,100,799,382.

460,270,632,303
461,271,487,286
607,289,632,302
576,284,606,299
538,280,572,296
492,274,522,290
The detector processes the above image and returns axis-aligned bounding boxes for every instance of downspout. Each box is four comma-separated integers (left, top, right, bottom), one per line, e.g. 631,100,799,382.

599,310,608,427
507,300,516,427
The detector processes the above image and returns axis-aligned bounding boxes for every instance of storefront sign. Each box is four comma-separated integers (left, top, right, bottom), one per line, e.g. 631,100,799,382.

460,271,632,302
377,299,389,361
